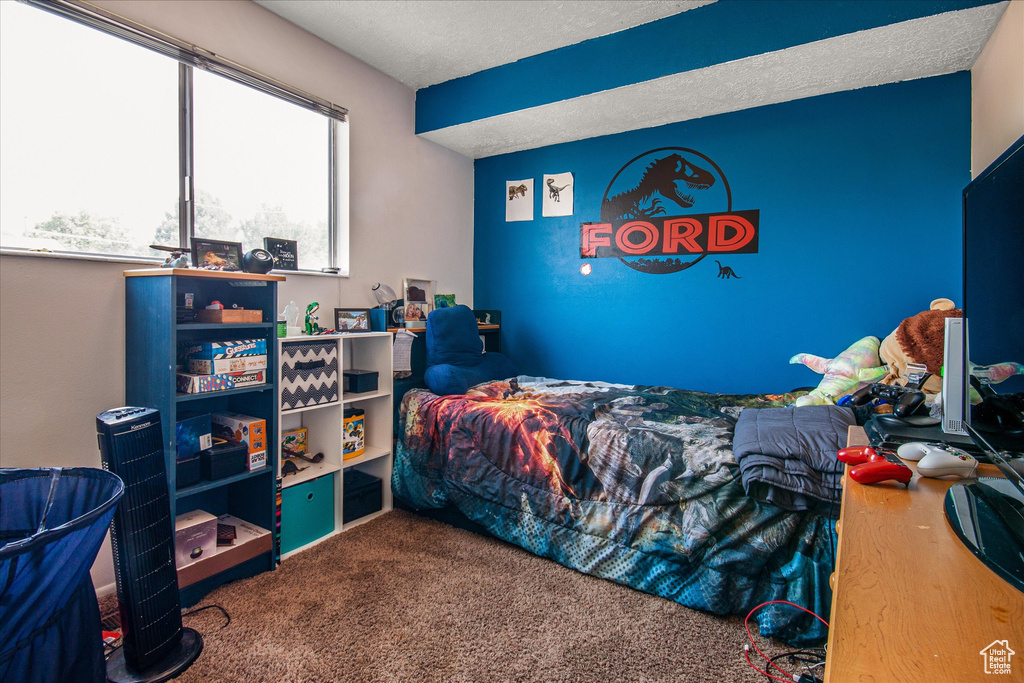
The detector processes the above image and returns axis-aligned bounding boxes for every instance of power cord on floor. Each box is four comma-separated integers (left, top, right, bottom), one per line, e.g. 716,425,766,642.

103,604,231,663
182,604,231,629
742,600,828,683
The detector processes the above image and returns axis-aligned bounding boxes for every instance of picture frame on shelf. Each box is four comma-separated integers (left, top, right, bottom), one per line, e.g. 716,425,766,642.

403,302,429,326
334,307,371,333
403,278,435,326
263,237,298,270
434,293,456,309
191,238,243,272
403,278,435,305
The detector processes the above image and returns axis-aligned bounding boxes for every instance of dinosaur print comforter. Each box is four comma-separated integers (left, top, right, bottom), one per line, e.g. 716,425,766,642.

392,377,833,645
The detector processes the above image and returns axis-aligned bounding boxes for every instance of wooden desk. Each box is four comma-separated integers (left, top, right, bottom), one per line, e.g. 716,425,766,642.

824,426,1024,682
386,323,501,352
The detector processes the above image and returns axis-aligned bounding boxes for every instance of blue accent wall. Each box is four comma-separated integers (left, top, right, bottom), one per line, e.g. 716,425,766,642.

417,0,995,133
473,74,971,394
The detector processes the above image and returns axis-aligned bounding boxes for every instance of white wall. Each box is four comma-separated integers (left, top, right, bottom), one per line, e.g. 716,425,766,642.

971,0,1024,175
0,0,473,590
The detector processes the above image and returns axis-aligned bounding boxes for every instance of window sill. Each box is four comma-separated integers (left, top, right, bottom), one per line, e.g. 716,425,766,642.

0,248,347,277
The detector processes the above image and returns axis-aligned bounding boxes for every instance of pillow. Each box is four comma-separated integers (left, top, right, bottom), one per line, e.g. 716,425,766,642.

423,305,519,395
425,354,519,396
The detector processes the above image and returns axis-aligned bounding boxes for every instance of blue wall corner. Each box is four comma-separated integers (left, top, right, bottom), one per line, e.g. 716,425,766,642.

473,73,972,394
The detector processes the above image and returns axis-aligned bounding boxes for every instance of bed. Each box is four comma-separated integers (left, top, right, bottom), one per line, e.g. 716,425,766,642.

392,376,847,646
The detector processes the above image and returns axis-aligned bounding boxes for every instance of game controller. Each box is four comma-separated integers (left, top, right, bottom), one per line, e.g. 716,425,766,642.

848,459,913,486
837,445,887,465
838,446,913,485
850,382,927,417
896,442,978,479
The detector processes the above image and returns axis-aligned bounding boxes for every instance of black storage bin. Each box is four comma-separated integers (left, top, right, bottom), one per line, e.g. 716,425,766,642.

199,442,247,480
176,454,201,488
343,469,382,523
343,369,379,393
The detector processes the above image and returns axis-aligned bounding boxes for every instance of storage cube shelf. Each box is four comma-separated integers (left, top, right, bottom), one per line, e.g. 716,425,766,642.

125,268,284,606
277,331,393,558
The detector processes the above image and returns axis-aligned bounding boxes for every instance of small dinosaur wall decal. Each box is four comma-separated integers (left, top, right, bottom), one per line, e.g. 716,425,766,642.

715,260,741,279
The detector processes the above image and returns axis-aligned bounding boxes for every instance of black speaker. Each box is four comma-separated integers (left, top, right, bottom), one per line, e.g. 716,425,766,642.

242,248,274,274
97,407,202,682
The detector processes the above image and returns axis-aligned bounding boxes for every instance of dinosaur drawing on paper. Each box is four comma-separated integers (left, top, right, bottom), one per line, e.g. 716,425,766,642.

508,184,528,201
546,178,570,202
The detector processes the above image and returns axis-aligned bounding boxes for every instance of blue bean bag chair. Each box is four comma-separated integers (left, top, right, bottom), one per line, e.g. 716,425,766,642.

424,305,519,395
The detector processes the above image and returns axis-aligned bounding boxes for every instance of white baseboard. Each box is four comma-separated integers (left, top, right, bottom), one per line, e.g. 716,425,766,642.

95,582,117,598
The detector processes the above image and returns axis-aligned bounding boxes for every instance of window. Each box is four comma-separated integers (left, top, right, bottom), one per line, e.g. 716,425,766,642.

0,2,177,258
0,1,348,273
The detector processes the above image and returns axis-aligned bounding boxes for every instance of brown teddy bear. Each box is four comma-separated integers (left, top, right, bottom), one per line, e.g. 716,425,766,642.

878,298,961,396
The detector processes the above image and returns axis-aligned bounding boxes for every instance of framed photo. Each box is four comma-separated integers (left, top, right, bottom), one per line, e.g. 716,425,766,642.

403,302,429,324
334,307,371,333
192,238,243,272
263,237,298,271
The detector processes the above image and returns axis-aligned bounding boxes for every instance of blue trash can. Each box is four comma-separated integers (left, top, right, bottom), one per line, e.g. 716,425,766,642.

0,467,124,683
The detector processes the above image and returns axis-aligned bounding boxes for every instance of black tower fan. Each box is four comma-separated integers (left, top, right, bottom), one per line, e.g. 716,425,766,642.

97,407,202,682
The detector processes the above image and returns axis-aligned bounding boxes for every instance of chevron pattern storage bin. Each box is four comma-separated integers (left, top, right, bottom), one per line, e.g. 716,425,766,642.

281,340,339,410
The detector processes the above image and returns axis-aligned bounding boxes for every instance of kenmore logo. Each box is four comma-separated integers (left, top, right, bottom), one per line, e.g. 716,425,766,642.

130,422,152,431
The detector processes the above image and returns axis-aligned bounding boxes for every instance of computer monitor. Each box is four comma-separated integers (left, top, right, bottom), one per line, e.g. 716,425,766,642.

944,134,1024,594
962,133,1024,452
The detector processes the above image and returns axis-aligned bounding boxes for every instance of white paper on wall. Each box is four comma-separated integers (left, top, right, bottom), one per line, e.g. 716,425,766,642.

505,178,534,222
542,172,573,217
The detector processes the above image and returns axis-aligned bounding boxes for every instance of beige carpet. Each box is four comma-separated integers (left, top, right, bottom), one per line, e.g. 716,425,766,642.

115,510,794,682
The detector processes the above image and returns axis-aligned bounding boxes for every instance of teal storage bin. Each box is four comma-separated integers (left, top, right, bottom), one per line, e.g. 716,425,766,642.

281,474,335,554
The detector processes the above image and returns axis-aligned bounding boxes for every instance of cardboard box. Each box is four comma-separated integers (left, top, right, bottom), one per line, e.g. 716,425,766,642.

281,427,308,461
211,412,266,455
176,369,266,394
174,510,217,569
177,514,272,588
188,355,267,375
248,450,267,471
175,413,212,460
181,339,267,360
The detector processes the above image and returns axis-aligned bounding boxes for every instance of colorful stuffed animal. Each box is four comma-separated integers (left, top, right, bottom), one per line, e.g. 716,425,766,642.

878,298,960,395
790,336,888,406
878,298,1023,397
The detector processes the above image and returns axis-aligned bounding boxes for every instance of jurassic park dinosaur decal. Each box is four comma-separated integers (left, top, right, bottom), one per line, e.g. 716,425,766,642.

580,147,759,275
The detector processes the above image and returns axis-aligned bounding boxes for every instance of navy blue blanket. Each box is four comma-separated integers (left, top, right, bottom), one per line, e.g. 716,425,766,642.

733,405,854,513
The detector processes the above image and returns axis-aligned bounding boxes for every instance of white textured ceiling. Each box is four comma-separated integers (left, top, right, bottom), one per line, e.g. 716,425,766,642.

254,0,1008,158
420,3,1008,158
255,0,713,89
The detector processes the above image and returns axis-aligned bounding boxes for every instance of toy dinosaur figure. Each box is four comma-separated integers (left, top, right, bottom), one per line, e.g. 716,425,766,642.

304,302,322,335
600,153,715,222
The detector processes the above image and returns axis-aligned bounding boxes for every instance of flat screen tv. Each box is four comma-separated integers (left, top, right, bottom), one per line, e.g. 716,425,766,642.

944,134,1024,593
962,133,1024,446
